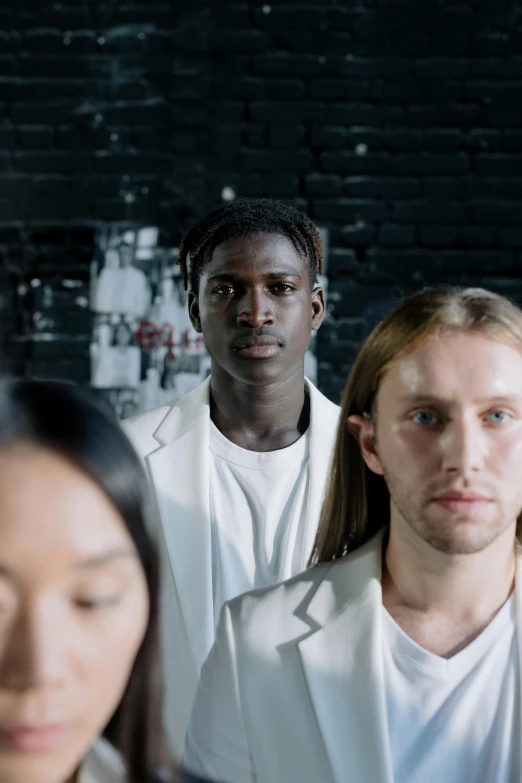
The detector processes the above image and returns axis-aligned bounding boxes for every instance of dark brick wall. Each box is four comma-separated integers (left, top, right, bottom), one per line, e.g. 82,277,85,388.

3,1,522,401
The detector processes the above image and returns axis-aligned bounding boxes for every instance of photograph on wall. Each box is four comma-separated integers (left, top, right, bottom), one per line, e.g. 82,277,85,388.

89,223,329,418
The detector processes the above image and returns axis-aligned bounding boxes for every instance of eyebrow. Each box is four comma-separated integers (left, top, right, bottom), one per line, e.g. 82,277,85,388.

0,548,136,578
207,270,303,283
74,549,137,569
399,394,522,406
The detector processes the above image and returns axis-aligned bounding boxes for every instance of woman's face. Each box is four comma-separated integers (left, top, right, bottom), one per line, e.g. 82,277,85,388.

0,442,149,783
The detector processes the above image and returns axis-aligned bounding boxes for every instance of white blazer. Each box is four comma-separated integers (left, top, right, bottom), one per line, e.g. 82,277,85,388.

123,376,340,759
183,529,522,783
79,738,126,783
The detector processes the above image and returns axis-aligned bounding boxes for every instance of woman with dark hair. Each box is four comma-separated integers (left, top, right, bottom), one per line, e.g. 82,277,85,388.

0,378,173,783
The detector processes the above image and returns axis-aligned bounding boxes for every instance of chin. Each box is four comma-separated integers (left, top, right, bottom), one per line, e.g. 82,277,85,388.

227,361,289,386
0,758,75,783
420,519,505,556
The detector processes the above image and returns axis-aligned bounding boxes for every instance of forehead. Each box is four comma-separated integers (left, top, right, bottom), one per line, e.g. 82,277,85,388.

0,444,133,563
204,232,303,278
379,331,522,405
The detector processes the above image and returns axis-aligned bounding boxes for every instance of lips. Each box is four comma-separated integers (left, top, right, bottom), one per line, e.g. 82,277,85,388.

435,491,492,502
232,334,282,358
0,724,69,753
433,490,493,514
233,335,281,350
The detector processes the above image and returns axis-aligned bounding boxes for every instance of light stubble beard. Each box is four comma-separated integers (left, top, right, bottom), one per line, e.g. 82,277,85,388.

381,465,515,556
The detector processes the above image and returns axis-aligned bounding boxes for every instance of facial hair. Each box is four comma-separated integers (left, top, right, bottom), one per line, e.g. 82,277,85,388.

381,461,515,555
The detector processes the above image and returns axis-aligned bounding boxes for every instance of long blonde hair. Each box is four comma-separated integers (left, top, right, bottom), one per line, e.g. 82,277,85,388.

310,285,522,566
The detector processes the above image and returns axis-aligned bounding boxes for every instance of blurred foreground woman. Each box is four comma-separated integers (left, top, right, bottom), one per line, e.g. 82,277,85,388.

0,379,172,783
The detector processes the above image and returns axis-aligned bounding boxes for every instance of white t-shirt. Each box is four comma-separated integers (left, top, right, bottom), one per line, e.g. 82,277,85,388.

382,595,519,783
209,419,310,626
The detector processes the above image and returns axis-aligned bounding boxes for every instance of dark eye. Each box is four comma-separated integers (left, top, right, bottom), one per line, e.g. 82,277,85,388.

212,285,235,296
271,284,294,294
75,595,120,611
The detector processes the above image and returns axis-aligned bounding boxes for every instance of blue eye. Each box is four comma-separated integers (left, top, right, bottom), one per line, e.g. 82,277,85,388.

413,411,435,425
488,411,508,424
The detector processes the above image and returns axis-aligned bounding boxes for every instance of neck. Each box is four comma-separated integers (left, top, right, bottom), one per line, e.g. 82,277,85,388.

382,517,517,656
209,363,309,451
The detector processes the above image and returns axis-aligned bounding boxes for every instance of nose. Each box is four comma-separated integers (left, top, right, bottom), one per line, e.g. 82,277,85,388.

0,599,67,691
439,415,486,476
236,287,274,328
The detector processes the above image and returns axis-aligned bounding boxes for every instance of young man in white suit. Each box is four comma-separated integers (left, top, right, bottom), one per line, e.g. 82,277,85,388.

123,198,340,759
183,286,522,783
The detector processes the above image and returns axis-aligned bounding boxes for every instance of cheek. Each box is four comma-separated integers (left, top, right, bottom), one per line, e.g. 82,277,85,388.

81,589,149,731
492,429,522,474
379,425,434,469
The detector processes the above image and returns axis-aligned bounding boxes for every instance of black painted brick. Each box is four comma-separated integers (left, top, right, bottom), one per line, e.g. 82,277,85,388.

241,172,299,198
253,53,327,77
465,130,502,151
379,224,416,247
504,131,522,150
392,201,468,223
4,1,522,404
241,149,313,172
244,125,267,147
266,79,306,101
254,5,325,29
305,173,342,197
313,199,389,224
457,226,497,246
210,29,272,53
251,101,321,123
269,124,305,148
419,225,458,247
321,151,391,174
476,154,522,176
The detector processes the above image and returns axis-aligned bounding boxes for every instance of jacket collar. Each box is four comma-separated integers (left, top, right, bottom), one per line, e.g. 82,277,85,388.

297,530,522,783
152,375,338,448
147,375,340,672
78,738,126,783
153,376,211,447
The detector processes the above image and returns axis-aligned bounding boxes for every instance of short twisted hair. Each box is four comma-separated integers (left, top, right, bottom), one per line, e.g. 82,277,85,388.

177,198,324,293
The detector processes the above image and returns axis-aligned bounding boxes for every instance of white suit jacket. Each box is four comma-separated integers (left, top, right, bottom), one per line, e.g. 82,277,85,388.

79,738,126,783
123,376,341,759
183,529,522,783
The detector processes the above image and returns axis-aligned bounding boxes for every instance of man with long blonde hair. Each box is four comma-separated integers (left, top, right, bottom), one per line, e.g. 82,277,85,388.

182,285,522,783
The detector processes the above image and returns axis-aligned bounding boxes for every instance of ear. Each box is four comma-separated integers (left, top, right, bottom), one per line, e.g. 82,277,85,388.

188,291,202,333
346,414,384,476
311,286,325,331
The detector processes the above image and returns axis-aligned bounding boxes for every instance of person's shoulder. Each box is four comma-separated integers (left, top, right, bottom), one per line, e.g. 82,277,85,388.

224,563,333,644
78,737,126,783
223,533,384,647
121,404,173,454
122,378,211,457
306,378,341,419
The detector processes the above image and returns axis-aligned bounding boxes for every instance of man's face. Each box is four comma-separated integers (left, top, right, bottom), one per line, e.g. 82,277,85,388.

360,332,522,554
189,232,324,386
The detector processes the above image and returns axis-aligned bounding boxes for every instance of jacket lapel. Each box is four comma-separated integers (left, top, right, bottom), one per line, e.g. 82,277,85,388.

301,379,341,568
515,543,522,778
298,531,394,783
144,377,339,673
146,378,214,671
